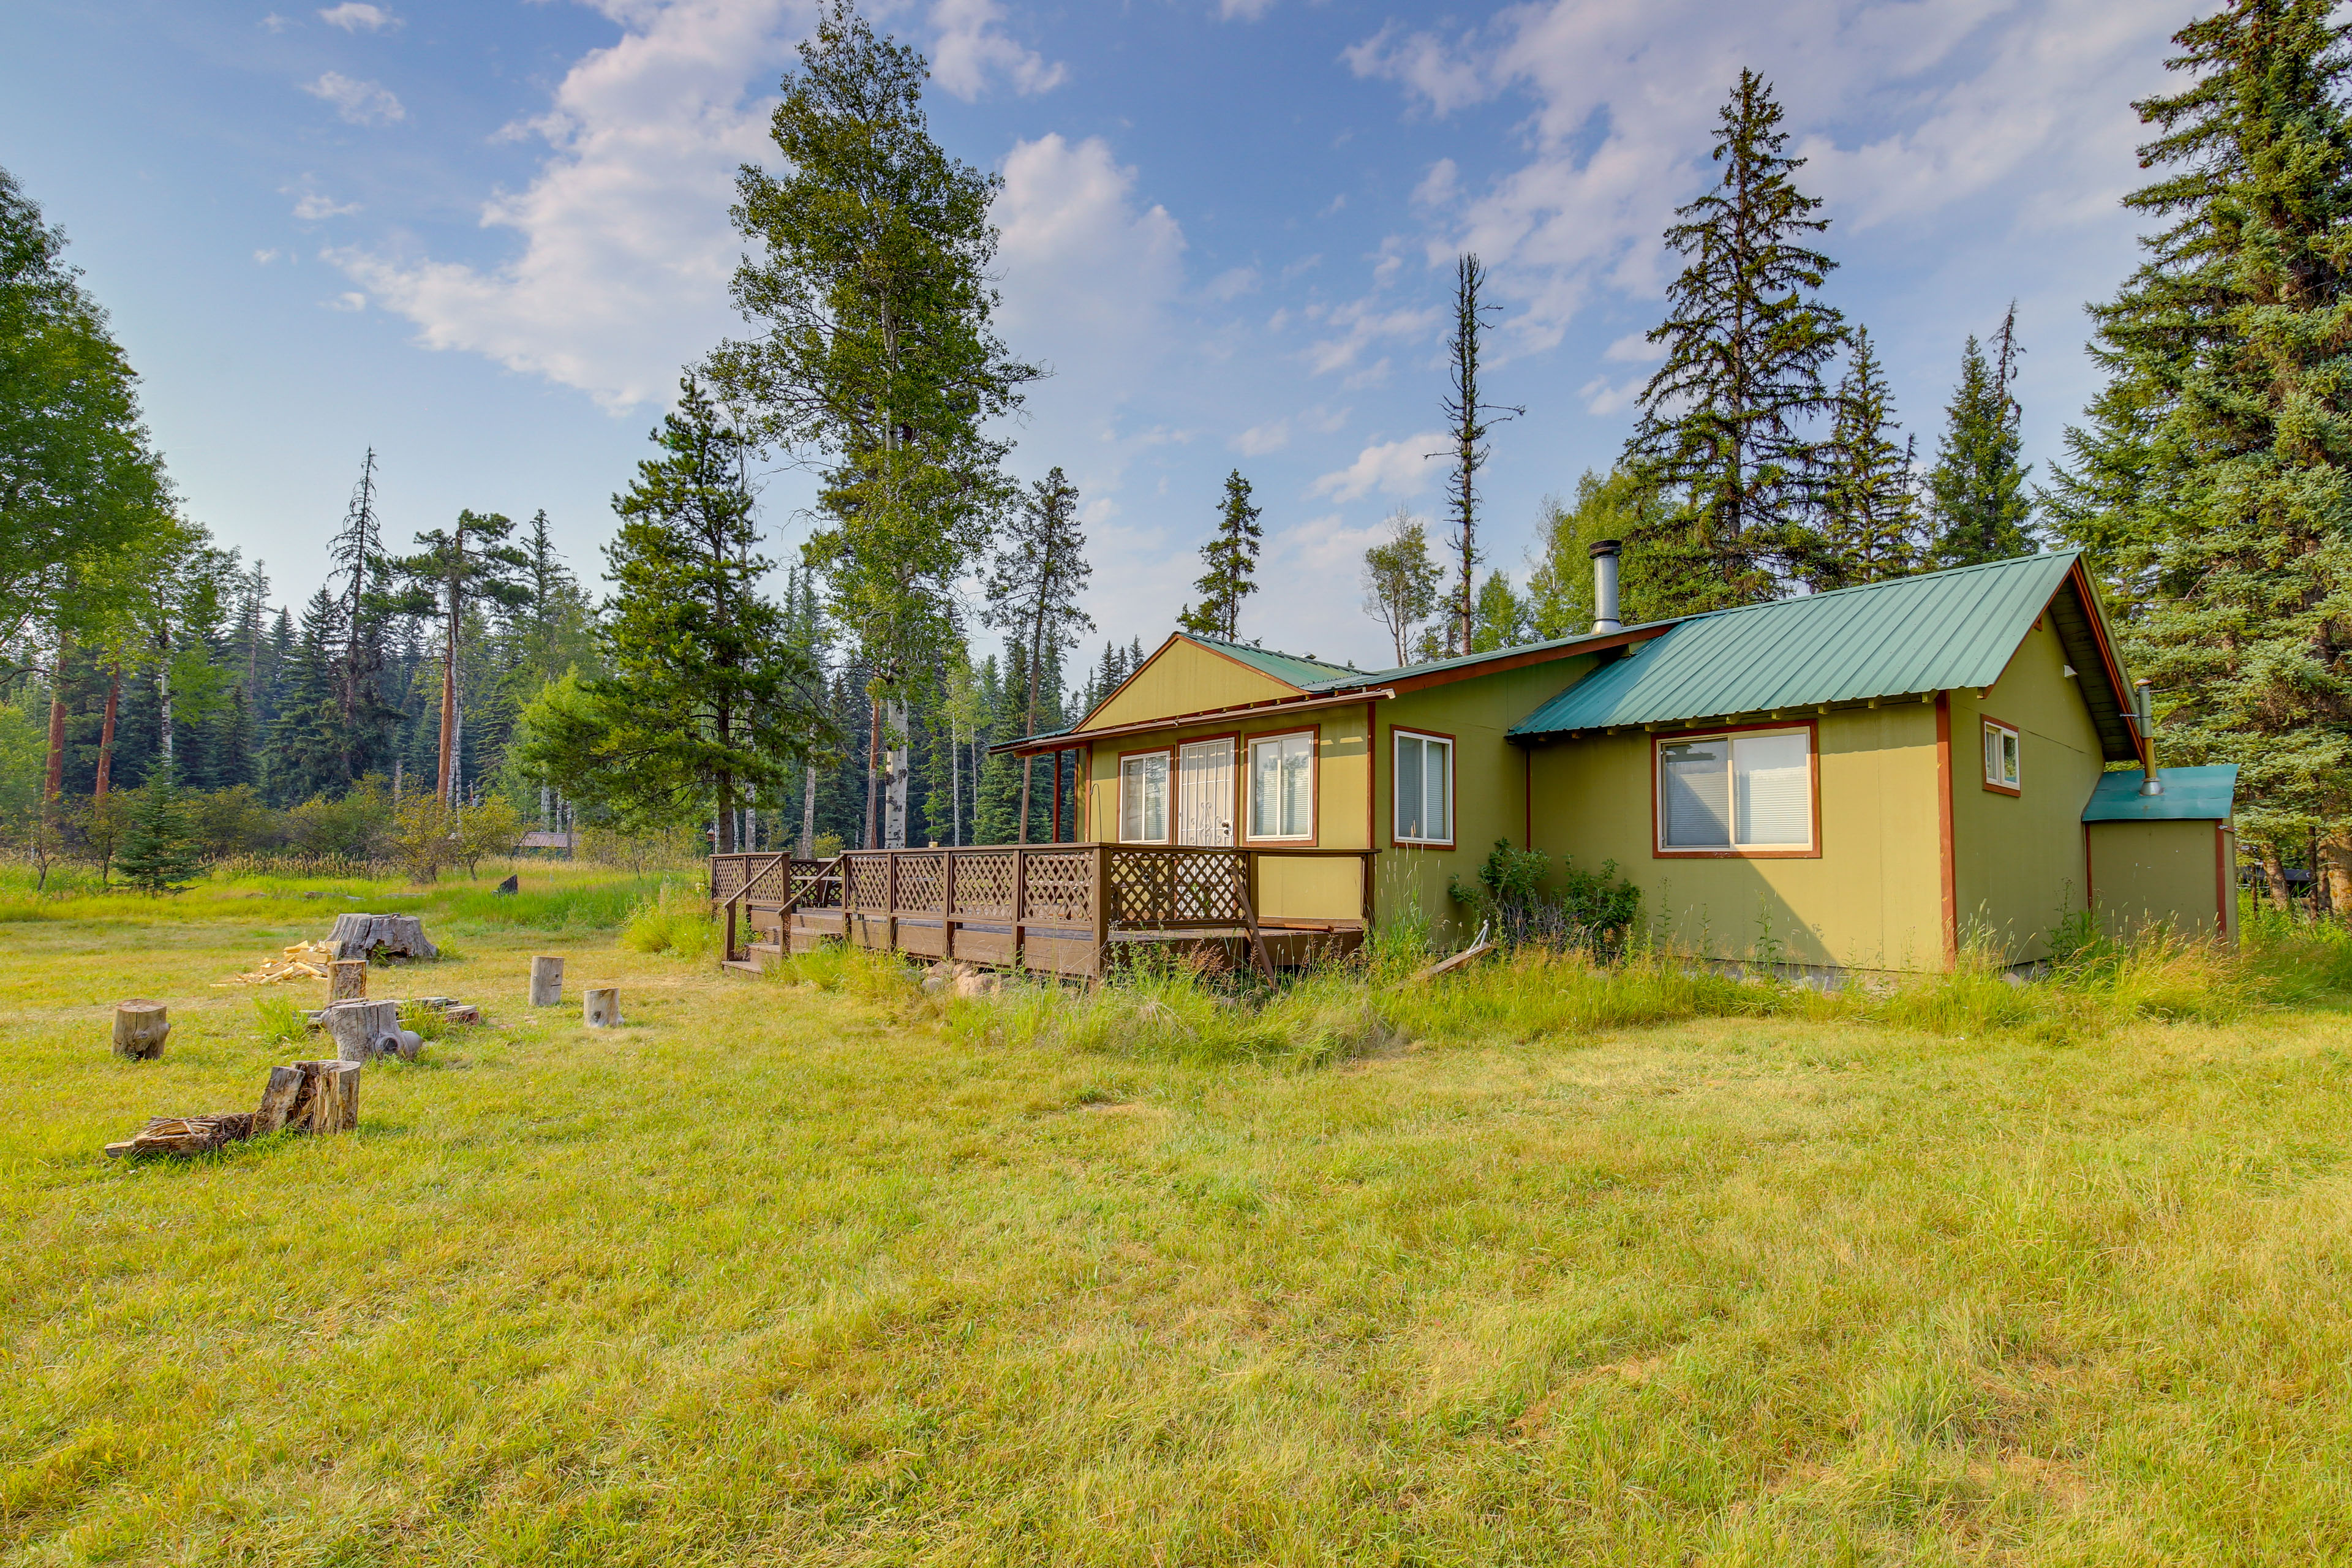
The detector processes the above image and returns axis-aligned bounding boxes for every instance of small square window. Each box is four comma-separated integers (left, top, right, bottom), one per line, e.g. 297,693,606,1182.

1982,720,2021,793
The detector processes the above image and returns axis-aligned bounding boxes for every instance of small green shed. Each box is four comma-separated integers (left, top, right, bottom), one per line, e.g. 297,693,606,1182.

2082,765,2239,944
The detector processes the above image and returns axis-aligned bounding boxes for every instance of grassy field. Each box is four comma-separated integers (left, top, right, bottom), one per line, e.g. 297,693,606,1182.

7,870,2352,1564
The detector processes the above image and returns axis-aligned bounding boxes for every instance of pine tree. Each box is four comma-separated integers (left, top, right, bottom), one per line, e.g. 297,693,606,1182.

265,590,349,805
518,377,826,851
1626,69,1845,609
983,465,1093,838
2048,0,2352,873
116,761,203,892
1928,309,2035,565
1812,328,1924,589
1178,470,1263,640
328,448,398,783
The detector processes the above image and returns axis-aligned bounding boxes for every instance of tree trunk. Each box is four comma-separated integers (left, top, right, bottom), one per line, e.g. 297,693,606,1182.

864,695,881,850
2260,839,2292,913
2326,834,2352,922
42,638,67,811
884,700,908,850
438,599,459,804
94,664,119,799
584,987,622,1028
717,768,736,854
157,627,174,767
949,723,960,848
530,954,564,1006
801,764,817,858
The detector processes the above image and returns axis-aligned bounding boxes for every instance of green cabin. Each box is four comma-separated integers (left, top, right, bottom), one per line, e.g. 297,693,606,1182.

1005,549,2238,974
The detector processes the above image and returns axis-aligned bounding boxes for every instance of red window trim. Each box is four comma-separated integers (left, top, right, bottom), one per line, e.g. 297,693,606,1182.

1115,744,1174,845
1390,726,1457,850
1649,720,1823,860
1241,725,1320,846
1980,714,2022,796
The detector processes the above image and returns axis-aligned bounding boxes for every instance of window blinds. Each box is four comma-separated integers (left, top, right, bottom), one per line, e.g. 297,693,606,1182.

1393,734,1450,842
1659,731,1811,850
1249,733,1313,838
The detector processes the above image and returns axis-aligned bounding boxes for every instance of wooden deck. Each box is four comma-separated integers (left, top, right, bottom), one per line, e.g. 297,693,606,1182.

710,844,1373,980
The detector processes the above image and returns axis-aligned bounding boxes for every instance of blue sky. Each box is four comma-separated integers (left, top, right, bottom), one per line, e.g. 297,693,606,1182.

3,0,2183,671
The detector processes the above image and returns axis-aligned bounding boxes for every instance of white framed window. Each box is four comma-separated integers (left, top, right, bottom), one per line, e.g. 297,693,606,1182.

1982,718,2021,794
1656,728,1814,853
1119,751,1170,843
1392,730,1453,845
1247,731,1316,840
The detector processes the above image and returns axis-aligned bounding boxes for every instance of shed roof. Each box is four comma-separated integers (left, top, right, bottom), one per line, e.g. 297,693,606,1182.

1509,552,2136,759
2082,765,2237,822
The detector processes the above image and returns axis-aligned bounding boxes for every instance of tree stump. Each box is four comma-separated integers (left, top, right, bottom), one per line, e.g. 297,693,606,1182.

530,955,563,1007
584,987,621,1028
327,959,368,1001
328,913,438,962
112,1001,170,1060
253,1064,305,1134
290,1060,361,1134
322,999,401,1062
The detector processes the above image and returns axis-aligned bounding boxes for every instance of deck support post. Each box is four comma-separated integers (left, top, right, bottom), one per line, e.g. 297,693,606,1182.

1090,844,1110,980
1011,848,1028,973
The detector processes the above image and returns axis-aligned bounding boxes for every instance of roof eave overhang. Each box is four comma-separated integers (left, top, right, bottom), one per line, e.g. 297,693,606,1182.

994,687,1399,755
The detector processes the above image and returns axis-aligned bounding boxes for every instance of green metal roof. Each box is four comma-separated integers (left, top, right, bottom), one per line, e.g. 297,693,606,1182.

1295,622,1668,692
1510,552,2095,739
2082,765,2237,822
1185,636,1364,687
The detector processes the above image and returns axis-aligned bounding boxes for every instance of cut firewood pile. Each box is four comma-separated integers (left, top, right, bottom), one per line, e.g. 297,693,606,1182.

104,1059,361,1158
215,940,341,987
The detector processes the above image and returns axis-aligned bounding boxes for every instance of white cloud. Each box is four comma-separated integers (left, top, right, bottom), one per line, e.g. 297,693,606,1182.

288,189,361,221
262,13,292,32
254,248,285,264
1309,431,1445,502
318,2,398,32
1345,0,2176,353
1603,331,1661,363
1412,157,1459,208
1306,297,1437,376
1579,374,1642,416
1219,0,1276,18
995,134,1186,377
328,292,367,311
302,71,405,125
331,0,804,412
1206,265,1259,301
1234,421,1289,455
929,0,1065,99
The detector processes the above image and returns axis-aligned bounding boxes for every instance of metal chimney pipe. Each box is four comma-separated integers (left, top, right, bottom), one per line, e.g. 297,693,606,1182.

2135,679,2163,796
1589,538,1623,634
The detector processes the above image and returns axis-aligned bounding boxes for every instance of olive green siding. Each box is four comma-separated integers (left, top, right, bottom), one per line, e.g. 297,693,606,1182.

1528,704,1945,970
1944,618,2108,962
1080,704,1371,921
2087,820,2231,943
1368,658,1601,940
1090,641,1298,729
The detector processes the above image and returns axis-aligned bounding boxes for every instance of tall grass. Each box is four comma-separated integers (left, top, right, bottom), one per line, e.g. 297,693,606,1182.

618,880,718,957
940,921,2290,1069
